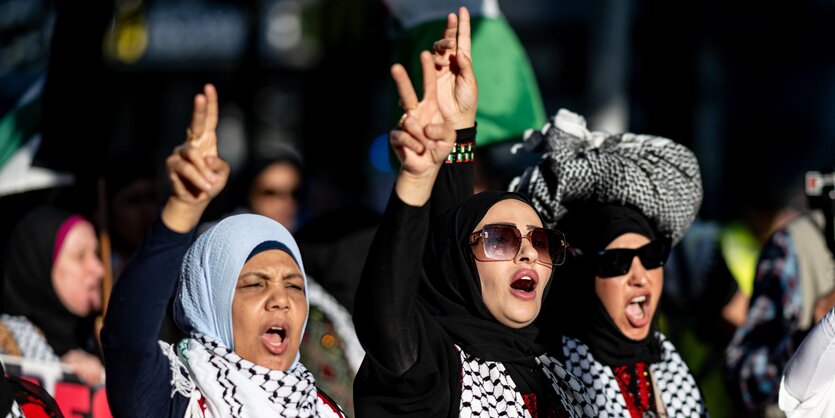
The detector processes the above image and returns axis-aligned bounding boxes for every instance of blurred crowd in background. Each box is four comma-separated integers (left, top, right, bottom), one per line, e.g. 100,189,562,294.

1,0,835,417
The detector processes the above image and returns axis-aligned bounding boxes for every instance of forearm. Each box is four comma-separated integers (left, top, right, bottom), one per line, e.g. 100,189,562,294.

429,126,475,221
354,191,429,375
102,216,194,353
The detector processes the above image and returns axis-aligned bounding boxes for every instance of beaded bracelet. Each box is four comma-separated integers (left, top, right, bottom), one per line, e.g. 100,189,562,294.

446,141,474,164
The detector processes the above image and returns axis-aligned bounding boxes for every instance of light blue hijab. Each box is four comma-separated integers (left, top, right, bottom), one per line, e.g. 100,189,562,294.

173,214,308,365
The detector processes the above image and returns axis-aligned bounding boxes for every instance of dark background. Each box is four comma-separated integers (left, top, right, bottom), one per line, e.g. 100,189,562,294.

2,0,835,229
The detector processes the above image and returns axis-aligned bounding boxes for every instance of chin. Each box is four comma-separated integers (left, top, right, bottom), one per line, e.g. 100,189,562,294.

623,328,650,341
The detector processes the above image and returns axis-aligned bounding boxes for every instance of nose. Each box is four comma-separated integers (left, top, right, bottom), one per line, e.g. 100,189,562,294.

627,256,648,286
265,285,290,311
515,237,539,265
88,253,105,283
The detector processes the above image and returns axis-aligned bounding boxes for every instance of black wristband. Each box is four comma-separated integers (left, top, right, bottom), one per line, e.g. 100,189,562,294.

455,124,477,142
448,124,477,164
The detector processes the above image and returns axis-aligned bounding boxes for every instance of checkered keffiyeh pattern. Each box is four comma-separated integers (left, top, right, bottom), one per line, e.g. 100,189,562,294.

510,109,703,244
160,335,345,417
557,334,707,417
0,315,59,362
457,345,597,417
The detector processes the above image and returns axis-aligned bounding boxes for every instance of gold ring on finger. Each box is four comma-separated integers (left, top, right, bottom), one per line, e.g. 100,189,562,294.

398,113,409,129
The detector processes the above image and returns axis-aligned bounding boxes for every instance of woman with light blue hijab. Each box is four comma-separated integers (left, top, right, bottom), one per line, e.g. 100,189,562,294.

101,84,345,418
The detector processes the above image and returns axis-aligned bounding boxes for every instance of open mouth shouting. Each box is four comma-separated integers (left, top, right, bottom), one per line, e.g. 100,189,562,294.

625,293,651,329
261,322,290,355
509,269,539,301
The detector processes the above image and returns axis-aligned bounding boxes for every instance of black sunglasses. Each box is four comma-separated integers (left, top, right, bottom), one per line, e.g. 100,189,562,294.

595,238,672,278
469,224,568,267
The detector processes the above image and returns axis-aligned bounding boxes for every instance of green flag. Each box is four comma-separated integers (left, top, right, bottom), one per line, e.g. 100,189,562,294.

386,0,546,146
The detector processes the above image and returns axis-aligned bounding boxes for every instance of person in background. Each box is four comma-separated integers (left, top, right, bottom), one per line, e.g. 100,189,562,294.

235,147,303,232
725,181,835,417
0,206,105,386
778,305,835,417
102,156,161,281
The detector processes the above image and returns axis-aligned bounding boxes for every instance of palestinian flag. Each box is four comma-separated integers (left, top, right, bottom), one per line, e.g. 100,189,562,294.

385,0,545,146
0,78,74,196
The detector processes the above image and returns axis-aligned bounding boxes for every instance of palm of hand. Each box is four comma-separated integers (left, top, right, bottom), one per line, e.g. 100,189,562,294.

435,63,476,128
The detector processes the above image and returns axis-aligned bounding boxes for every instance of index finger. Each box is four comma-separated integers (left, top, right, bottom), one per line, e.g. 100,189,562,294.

204,84,219,132
442,12,458,49
189,93,207,139
457,7,472,58
391,63,419,110
419,51,437,102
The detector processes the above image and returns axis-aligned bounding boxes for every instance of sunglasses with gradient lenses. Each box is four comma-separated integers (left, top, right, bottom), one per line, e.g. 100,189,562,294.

594,238,672,278
469,224,568,267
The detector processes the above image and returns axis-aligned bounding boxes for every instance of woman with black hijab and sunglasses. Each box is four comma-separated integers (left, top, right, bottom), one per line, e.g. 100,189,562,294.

511,109,708,417
352,7,595,418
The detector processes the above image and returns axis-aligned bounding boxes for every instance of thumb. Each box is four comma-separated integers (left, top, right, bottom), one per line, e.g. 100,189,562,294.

456,50,475,80
424,123,455,143
205,155,229,174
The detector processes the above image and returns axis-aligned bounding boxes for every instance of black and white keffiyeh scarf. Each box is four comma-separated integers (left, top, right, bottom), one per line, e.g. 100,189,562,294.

0,315,59,362
456,345,598,417
510,108,702,244
556,333,707,417
160,334,343,418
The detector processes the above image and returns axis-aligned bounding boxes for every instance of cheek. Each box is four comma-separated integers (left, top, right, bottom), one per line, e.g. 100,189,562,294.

52,263,77,295
231,295,258,340
595,280,622,317
290,293,308,336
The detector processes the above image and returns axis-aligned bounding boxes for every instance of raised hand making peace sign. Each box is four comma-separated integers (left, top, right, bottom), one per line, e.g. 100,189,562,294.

432,7,477,130
390,7,477,206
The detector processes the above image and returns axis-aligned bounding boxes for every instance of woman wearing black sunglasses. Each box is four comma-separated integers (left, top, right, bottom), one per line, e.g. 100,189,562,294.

511,109,707,417
352,7,596,418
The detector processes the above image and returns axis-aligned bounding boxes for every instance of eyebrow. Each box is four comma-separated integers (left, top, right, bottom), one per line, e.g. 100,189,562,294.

283,273,304,281
239,271,303,281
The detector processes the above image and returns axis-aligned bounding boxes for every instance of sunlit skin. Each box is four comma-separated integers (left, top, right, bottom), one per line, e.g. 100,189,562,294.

595,233,663,340
52,220,104,316
231,249,307,371
248,162,301,231
473,199,553,328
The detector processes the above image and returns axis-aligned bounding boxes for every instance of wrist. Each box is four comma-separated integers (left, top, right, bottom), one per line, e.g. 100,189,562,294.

450,116,477,131
395,168,439,207
446,124,477,164
162,197,208,233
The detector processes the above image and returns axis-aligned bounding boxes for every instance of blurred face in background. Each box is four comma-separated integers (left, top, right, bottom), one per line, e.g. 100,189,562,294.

52,220,104,316
248,162,301,231
111,177,159,251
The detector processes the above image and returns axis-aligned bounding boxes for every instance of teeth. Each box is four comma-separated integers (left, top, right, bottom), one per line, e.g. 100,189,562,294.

270,327,284,331
631,296,646,304
521,276,532,281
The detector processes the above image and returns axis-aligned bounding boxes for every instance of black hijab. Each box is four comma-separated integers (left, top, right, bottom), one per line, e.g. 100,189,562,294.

419,190,553,366
1,207,95,356
541,202,663,366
